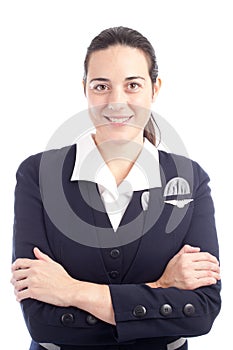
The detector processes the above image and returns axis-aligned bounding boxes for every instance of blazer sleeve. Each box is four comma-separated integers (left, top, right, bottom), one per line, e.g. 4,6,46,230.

109,161,221,343
12,154,113,345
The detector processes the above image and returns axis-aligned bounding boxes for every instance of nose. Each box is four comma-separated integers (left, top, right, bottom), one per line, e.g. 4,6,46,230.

108,87,128,111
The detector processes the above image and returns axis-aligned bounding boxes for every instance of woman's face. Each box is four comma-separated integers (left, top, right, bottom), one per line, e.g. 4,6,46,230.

85,45,161,145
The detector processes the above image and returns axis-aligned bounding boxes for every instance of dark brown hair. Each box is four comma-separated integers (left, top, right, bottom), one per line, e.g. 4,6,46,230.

83,26,160,146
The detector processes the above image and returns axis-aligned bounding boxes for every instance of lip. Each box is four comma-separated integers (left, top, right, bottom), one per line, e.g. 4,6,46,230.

104,115,133,125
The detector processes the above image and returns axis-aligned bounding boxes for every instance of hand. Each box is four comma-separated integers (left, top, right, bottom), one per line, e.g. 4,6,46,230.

11,248,116,324
11,247,80,306
147,245,221,290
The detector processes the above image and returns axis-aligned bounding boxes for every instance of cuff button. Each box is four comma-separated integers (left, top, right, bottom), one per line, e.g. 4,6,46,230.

183,303,195,316
61,313,74,326
160,304,173,316
133,305,147,318
86,314,98,325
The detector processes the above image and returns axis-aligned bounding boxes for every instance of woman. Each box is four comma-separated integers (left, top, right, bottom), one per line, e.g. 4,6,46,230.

11,26,221,350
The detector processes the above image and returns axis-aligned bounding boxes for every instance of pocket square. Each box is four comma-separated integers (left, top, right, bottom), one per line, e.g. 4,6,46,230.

164,177,191,197
164,199,193,208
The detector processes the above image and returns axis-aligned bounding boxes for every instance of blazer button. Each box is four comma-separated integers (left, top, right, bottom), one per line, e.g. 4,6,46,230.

61,313,74,326
110,249,120,258
109,270,120,279
160,304,173,316
183,303,195,316
133,305,147,318
86,314,98,325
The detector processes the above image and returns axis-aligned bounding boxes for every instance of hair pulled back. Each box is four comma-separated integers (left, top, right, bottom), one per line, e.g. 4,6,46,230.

83,26,160,146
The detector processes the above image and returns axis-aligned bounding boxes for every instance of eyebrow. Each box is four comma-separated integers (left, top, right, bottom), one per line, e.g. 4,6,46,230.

89,78,109,83
89,76,145,83
125,76,145,81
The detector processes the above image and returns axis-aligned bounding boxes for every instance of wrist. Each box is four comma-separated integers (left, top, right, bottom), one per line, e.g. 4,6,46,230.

69,281,106,312
66,279,83,307
71,282,115,325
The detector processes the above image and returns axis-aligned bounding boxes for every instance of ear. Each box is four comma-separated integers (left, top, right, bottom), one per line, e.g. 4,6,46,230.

152,77,162,102
82,79,87,96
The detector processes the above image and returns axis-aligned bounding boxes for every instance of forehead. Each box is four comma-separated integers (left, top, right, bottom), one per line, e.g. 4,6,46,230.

87,45,150,79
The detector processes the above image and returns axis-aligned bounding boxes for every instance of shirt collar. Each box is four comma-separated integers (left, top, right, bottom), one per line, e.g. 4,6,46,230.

70,133,162,198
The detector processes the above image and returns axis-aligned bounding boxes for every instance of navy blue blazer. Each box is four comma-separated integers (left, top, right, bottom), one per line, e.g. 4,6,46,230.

13,144,221,350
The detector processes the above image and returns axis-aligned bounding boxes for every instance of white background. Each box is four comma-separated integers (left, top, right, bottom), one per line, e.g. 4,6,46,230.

0,0,232,348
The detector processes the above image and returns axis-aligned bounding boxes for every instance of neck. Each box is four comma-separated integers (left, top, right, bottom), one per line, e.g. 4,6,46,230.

92,134,144,185
93,134,143,163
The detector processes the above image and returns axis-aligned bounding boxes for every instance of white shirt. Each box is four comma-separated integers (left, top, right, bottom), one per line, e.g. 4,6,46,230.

71,134,162,231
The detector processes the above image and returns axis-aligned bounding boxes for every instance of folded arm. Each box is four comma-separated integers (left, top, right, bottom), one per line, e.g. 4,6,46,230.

11,244,220,325
12,153,221,344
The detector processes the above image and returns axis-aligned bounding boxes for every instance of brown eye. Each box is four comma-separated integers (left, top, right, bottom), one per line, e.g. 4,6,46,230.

127,82,140,91
95,84,109,92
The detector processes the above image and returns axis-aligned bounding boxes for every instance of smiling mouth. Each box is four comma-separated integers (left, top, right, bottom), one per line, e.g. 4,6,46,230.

104,116,133,124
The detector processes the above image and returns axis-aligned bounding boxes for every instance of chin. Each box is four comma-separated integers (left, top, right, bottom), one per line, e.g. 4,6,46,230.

104,133,142,145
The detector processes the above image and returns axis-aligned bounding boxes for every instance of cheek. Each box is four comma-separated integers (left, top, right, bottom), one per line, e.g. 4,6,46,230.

138,109,151,128
87,91,108,108
88,105,101,122
129,90,153,108
88,105,109,130
130,99,152,126
86,94,105,124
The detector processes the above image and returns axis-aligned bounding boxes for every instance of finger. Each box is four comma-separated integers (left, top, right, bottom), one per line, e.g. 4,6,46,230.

196,261,220,273
12,258,33,271
10,273,26,285
183,245,201,254
177,244,200,256
14,278,28,292
194,270,221,281
191,252,219,264
11,269,29,284
194,277,218,289
15,287,31,302
33,247,53,262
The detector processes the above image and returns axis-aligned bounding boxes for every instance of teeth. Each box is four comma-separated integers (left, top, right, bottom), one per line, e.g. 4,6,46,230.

107,117,131,123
